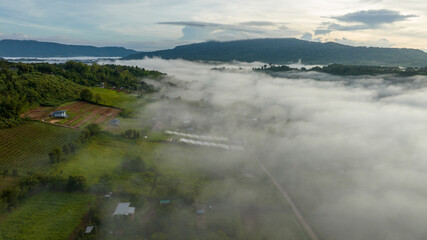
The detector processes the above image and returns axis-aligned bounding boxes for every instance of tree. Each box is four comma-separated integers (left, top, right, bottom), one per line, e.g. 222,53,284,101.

122,156,145,172
80,89,93,102
62,144,70,155
86,123,101,136
66,176,86,191
68,141,79,154
122,129,140,139
94,173,112,192
94,94,101,103
48,147,64,163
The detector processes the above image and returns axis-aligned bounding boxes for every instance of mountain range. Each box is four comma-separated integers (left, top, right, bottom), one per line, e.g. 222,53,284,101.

0,39,137,57
2,38,427,67
123,38,427,67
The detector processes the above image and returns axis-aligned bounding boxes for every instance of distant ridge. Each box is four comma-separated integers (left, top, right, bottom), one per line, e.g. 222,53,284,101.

0,39,137,57
123,38,427,67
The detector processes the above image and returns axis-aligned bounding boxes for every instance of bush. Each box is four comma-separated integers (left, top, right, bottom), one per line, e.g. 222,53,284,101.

86,124,101,137
80,89,93,102
66,176,86,191
122,129,140,139
122,156,145,172
48,147,64,163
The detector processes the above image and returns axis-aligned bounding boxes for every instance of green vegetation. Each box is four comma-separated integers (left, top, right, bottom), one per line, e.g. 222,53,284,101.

124,38,427,67
0,67,83,128
311,64,427,76
0,66,310,240
0,117,308,240
54,138,131,184
0,121,79,172
36,61,164,89
91,88,137,109
255,63,427,76
80,88,94,102
0,39,137,57
0,60,163,128
0,192,94,240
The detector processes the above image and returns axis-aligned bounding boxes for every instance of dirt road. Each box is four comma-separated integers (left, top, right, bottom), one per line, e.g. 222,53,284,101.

257,160,320,240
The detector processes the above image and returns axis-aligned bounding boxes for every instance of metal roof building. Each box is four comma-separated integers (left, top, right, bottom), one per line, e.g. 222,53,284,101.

113,202,135,216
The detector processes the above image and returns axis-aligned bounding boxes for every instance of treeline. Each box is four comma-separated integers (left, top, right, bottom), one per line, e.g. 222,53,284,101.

255,63,427,76
0,173,87,211
35,61,164,89
311,64,427,76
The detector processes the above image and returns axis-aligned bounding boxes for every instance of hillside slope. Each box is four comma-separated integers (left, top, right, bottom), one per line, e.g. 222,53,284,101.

0,39,137,57
123,38,427,67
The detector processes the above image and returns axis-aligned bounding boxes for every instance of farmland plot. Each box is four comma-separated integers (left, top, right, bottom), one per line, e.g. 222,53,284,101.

0,121,79,172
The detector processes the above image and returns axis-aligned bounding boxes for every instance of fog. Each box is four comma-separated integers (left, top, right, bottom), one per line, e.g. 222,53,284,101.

111,58,427,240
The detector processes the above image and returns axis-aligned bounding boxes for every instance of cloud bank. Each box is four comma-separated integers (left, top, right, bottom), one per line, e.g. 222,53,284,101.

113,58,427,240
158,21,297,41
316,9,416,35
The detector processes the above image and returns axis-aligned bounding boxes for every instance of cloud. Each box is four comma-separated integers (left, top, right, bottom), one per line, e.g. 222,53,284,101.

239,21,279,27
0,32,32,40
300,32,313,41
300,32,321,42
110,59,427,240
159,20,298,41
112,57,427,240
332,9,416,25
159,21,263,33
314,29,332,35
333,37,393,47
315,9,416,35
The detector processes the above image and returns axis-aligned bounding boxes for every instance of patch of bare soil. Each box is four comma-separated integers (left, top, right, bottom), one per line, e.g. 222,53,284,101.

21,107,52,120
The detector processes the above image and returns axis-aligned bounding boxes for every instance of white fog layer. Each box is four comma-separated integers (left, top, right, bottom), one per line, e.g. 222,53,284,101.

109,58,427,240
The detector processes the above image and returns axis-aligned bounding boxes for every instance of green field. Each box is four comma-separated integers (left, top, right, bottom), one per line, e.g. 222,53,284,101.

91,88,138,109
54,136,157,185
0,121,80,172
54,139,128,184
0,192,94,240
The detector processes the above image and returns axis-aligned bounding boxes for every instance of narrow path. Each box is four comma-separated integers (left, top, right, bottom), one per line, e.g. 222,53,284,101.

257,160,320,240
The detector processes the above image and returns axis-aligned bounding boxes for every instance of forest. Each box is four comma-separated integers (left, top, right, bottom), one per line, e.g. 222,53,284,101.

0,60,164,128
254,63,427,76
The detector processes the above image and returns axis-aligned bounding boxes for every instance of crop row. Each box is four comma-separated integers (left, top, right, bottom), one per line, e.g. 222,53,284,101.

0,121,79,172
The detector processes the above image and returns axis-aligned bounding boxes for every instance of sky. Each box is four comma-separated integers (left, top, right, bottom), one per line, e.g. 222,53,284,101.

0,0,426,51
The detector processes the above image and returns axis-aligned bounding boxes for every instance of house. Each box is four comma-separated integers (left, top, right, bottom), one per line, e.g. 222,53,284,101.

50,110,68,118
110,119,120,127
85,226,94,234
196,209,206,215
160,200,171,205
113,202,135,217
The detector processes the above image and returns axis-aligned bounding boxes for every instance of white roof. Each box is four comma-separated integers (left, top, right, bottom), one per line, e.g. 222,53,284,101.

85,226,94,233
113,202,135,216
128,207,135,215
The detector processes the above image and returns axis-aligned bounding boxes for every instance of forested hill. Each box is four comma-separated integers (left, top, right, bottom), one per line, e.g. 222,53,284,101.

123,38,427,67
0,39,137,57
0,60,164,128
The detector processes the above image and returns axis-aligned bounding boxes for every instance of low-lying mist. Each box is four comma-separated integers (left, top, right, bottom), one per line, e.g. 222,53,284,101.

112,58,427,240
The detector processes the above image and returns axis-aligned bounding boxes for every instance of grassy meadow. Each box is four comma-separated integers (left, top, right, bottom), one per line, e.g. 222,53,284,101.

91,88,139,109
0,192,94,240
